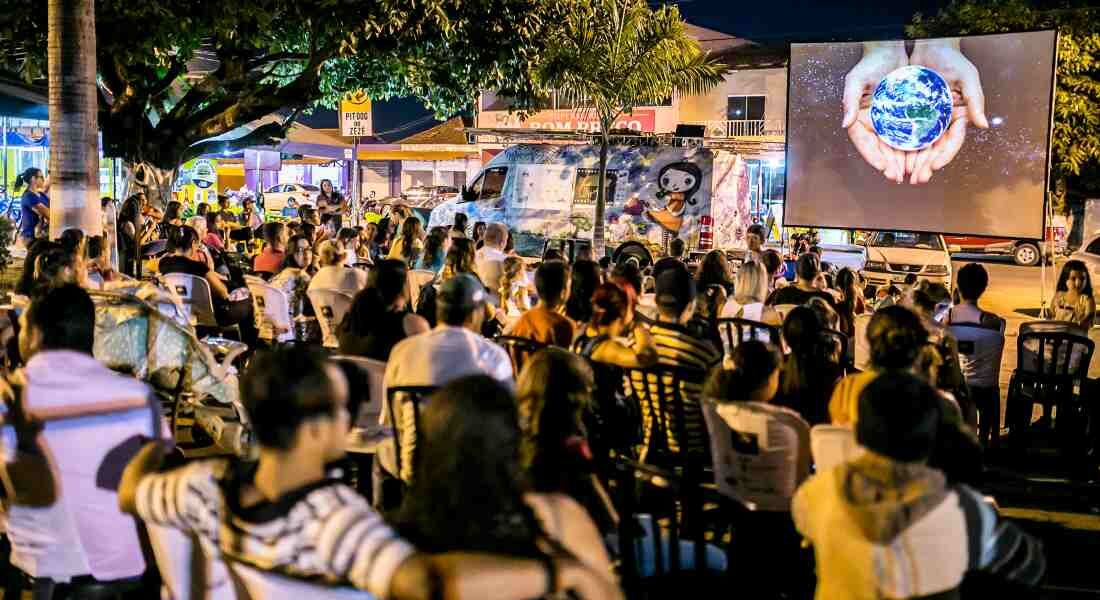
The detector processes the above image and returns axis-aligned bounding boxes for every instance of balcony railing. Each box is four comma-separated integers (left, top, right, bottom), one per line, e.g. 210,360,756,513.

691,119,785,139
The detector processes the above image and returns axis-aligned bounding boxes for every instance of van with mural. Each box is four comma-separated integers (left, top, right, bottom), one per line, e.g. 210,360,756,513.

426,144,752,259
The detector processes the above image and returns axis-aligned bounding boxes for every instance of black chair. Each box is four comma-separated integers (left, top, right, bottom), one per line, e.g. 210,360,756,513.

385,385,438,484
716,318,780,352
495,335,549,375
1006,329,1094,455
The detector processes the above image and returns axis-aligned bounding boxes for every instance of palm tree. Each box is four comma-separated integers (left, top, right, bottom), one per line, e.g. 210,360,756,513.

47,0,101,239
535,0,726,258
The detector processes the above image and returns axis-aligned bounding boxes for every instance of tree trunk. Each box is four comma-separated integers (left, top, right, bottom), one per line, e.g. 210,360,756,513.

47,0,101,239
593,130,610,260
126,161,176,210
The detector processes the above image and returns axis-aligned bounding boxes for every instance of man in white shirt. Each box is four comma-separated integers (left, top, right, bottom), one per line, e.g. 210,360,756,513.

474,223,509,305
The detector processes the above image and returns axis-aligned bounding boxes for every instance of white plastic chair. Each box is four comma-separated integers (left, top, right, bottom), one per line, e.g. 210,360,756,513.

407,269,437,312
226,561,370,599
163,272,218,328
332,355,386,428
853,312,873,371
637,293,658,320
809,424,863,472
307,288,354,349
245,276,294,344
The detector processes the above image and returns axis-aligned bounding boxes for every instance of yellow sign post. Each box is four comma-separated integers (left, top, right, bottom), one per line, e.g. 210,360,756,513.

340,92,373,137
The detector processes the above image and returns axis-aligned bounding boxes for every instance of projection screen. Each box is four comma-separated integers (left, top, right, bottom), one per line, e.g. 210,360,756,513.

784,30,1057,239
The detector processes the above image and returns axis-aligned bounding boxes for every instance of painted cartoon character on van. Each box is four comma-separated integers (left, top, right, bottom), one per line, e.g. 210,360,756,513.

648,161,702,235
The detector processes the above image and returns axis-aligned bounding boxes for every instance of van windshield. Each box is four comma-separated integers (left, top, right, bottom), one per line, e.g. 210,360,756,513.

470,167,507,202
868,231,943,250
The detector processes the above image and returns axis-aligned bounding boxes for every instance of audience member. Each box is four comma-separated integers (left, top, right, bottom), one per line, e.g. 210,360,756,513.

833,267,864,337
517,348,616,532
565,260,602,326
388,217,424,267
688,283,726,351
508,260,573,347
308,240,368,294
793,372,1045,599
203,210,226,251
33,245,85,292
695,249,734,295
806,296,839,331
946,263,1005,331
451,212,469,238
11,285,163,584
417,227,448,272
745,223,767,264
160,226,253,332
499,256,531,317
610,258,643,298
542,248,565,263
269,234,315,320
414,238,480,327
475,223,509,303
472,221,488,248
720,260,781,324
158,200,183,239
120,346,612,600
240,197,264,230
1051,259,1095,329
774,306,843,426
253,222,289,275
391,375,616,590
338,227,362,267
761,249,786,291
338,259,430,361
766,253,836,307
359,222,384,264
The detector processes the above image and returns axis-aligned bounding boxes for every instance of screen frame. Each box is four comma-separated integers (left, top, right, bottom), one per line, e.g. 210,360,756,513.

781,29,1060,241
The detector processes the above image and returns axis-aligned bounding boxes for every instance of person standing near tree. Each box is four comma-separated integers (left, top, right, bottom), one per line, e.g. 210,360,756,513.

15,168,49,247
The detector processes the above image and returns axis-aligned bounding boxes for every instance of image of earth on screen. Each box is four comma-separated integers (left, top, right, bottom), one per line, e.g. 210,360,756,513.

785,30,1056,239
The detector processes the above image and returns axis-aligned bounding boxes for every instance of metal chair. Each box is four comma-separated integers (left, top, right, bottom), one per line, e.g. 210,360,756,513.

716,317,780,353
245,276,294,344
385,385,438,483
495,335,548,376
307,288,354,349
949,323,1006,447
1006,328,1094,454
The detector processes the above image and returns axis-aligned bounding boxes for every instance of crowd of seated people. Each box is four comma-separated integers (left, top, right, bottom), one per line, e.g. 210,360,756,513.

2,212,1063,600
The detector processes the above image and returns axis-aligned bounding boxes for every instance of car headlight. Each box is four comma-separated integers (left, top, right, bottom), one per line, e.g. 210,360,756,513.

864,261,886,272
925,265,949,275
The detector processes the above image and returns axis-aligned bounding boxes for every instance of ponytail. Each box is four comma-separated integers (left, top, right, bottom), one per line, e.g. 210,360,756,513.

14,167,42,192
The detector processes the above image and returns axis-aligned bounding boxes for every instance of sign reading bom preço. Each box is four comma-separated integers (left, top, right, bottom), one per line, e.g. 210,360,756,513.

340,92,373,137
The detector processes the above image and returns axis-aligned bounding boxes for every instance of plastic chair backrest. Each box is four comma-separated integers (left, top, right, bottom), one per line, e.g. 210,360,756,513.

948,323,1006,389
636,293,658,320
810,424,863,472
702,402,809,512
226,560,370,600
386,385,437,482
622,364,709,462
1020,320,1086,337
164,272,219,328
716,317,780,353
853,313,872,371
495,335,548,375
407,269,436,310
246,277,293,343
1015,329,1094,381
331,355,386,428
307,288,354,349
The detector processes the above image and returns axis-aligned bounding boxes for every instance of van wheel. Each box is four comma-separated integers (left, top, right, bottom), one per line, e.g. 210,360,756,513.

613,242,653,270
1013,243,1040,267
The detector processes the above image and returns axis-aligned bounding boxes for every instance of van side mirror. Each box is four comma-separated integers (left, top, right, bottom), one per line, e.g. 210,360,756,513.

461,186,476,203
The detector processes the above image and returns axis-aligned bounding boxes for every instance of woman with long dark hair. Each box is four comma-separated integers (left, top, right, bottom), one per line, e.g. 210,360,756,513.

158,200,183,239
270,234,316,321
386,216,424,266
696,249,734,296
773,306,843,426
565,260,602,325
416,226,448,272
14,167,49,246
316,179,346,230
391,375,615,582
833,267,864,337
337,259,429,360
116,194,146,277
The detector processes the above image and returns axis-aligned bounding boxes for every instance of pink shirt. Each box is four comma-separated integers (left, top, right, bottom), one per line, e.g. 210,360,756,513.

204,231,225,251
11,350,165,581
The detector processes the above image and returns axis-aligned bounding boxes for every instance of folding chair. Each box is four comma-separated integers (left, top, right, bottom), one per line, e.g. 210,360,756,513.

245,276,294,344
948,323,1006,447
809,424,863,472
307,288,355,349
716,317,780,354
495,335,548,375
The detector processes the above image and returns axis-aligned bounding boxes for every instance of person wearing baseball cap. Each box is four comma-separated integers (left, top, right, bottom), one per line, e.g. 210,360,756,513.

793,372,1045,599
626,263,720,463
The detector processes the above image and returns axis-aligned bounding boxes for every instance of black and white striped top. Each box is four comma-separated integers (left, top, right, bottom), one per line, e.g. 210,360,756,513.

135,459,415,597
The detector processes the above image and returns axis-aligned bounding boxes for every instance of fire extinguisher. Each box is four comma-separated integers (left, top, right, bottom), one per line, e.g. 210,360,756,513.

698,215,714,250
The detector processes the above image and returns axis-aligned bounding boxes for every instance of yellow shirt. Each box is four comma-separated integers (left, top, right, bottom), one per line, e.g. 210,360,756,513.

827,370,878,426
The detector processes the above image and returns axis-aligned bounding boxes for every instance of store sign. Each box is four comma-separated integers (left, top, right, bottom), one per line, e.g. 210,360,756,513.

340,91,373,137
178,158,218,189
491,108,657,133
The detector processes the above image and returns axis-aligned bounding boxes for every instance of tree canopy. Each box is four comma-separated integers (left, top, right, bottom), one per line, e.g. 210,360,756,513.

908,0,1100,202
0,0,553,170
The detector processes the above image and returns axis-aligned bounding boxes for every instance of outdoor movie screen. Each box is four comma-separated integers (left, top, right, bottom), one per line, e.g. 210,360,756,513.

784,30,1057,239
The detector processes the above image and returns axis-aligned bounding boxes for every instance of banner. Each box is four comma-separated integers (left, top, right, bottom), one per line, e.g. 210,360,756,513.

491,108,657,133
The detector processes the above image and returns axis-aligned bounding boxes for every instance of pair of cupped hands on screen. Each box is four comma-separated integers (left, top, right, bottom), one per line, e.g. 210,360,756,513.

843,38,988,185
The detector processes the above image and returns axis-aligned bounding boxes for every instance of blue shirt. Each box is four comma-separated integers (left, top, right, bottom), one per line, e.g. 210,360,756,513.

19,190,48,238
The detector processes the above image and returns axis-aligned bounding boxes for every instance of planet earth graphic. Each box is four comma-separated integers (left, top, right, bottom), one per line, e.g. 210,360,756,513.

870,65,953,151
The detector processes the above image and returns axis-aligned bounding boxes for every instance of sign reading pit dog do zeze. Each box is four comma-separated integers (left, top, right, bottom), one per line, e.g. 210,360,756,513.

340,91,373,137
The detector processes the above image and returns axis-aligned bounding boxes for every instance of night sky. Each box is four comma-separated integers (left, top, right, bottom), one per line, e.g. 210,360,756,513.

301,0,954,135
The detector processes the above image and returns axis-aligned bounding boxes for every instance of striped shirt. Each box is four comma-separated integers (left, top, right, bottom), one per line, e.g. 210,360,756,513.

630,321,719,459
134,459,415,597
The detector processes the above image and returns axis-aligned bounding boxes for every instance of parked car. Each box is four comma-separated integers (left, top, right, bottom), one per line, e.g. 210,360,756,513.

861,231,953,290
944,218,1067,266
1069,233,1100,305
259,183,321,214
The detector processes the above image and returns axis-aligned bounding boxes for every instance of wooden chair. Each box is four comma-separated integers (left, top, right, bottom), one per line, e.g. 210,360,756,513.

307,288,354,349
495,335,548,376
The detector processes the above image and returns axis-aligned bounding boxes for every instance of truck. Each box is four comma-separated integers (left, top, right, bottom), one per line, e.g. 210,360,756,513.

426,144,754,259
